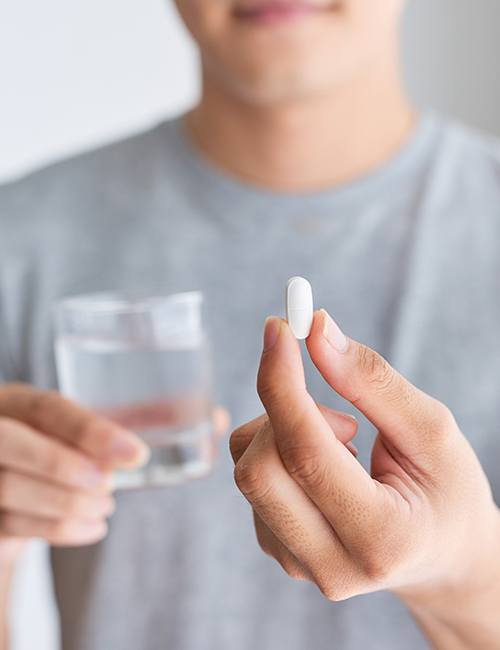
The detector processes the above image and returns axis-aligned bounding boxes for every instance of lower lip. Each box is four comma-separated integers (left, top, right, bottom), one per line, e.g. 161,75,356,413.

235,5,322,26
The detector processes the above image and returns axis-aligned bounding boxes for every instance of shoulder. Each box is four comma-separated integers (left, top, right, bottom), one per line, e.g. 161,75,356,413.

418,115,500,285
0,117,183,242
431,115,500,198
416,114,500,255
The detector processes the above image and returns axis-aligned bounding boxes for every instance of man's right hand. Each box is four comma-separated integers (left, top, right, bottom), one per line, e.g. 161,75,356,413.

0,383,149,553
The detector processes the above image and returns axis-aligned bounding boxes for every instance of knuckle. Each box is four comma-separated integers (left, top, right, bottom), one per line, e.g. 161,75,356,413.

281,558,306,581
234,461,270,503
279,445,326,489
315,576,350,603
233,461,259,497
432,402,457,436
357,345,395,395
229,427,247,462
228,437,239,464
230,418,269,463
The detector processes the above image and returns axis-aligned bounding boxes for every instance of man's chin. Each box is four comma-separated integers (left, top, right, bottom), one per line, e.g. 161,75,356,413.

222,65,336,106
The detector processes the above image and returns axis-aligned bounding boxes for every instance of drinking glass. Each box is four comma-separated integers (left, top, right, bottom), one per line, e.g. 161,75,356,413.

54,291,214,489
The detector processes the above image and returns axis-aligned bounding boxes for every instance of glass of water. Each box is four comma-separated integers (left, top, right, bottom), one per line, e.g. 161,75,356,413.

54,291,214,489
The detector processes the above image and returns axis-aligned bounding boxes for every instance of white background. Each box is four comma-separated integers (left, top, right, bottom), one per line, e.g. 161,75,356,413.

1,1,500,649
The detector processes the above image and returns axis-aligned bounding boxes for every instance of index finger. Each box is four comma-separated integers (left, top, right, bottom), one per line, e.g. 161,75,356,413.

0,384,149,469
257,318,379,542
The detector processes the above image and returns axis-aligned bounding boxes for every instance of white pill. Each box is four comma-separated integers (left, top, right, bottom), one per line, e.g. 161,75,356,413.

286,276,314,340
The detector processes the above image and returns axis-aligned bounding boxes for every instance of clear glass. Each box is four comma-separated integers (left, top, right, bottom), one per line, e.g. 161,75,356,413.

54,291,214,489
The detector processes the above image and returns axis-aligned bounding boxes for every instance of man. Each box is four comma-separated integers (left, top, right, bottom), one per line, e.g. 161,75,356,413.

0,0,499,648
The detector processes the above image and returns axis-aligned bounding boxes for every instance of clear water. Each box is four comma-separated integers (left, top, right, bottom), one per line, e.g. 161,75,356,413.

55,337,214,488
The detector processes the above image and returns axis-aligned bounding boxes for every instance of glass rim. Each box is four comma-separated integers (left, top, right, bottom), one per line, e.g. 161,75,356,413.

55,290,203,316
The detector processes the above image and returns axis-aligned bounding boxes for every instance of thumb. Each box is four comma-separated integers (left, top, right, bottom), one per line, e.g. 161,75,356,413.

306,310,456,456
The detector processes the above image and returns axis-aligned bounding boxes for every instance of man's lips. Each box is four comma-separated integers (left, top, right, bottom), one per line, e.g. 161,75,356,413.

233,1,334,25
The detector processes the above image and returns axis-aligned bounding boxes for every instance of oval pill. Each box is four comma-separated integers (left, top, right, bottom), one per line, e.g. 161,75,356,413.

286,276,314,340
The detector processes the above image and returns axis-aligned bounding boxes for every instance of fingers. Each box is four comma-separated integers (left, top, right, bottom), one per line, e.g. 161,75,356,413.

306,311,457,456
230,407,357,465
0,417,116,548
257,317,378,538
0,512,108,546
0,417,111,490
253,511,311,582
234,420,358,597
0,471,115,521
0,384,149,469
317,405,358,444
230,414,268,464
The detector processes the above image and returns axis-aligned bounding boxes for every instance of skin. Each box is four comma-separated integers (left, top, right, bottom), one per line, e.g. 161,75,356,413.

176,0,414,191
175,7,500,644
0,385,141,648
231,314,500,648
0,385,228,648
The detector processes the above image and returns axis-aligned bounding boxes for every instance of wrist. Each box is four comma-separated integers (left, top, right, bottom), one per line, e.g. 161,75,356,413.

396,509,500,649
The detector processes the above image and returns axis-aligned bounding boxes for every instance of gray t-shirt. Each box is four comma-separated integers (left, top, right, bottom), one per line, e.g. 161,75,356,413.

1,113,500,650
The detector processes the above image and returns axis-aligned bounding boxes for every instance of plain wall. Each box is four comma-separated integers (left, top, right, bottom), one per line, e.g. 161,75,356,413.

402,0,500,136
1,1,500,649
2,0,500,181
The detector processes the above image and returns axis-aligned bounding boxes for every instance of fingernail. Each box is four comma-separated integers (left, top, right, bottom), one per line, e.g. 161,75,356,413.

263,317,281,352
70,520,109,545
111,429,151,467
320,309,349,353
346,441,359,457
82,465,109,490
341,413,358,424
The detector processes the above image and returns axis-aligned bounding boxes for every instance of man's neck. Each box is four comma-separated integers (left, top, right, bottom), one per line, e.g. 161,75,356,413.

186,53,415,193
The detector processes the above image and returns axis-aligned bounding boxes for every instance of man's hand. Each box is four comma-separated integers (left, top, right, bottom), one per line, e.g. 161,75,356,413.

0,384,229,650
230,311,500,648
0,384,229,551
0,384,152,550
